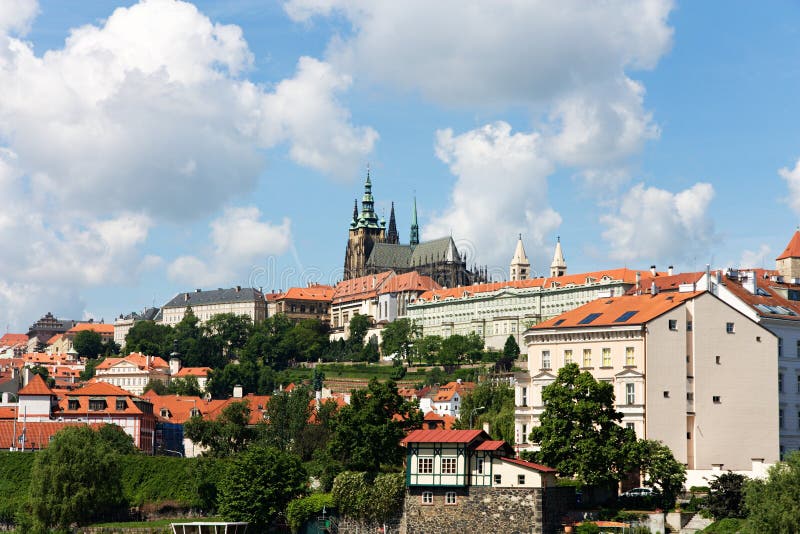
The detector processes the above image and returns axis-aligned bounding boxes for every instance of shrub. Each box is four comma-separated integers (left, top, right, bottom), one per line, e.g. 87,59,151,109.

287,493,334,533
331,472,404,523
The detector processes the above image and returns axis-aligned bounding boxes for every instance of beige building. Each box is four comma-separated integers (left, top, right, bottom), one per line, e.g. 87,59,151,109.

160,286,266,326
518,289,778,487
94,353,170,395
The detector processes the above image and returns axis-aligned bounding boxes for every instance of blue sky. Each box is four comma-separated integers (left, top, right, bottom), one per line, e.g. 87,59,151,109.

1,0,800,332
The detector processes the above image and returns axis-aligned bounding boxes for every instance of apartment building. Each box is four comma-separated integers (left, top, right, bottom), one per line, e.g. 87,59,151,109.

160,286,266,326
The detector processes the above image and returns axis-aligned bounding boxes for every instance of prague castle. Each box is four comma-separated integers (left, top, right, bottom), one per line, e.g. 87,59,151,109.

342,171,488,288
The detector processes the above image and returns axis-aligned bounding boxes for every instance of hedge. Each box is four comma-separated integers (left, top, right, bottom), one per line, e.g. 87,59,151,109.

331,472,404,523
286,493,334,533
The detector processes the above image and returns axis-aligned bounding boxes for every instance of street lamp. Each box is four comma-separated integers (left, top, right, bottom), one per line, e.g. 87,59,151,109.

470,406,486,429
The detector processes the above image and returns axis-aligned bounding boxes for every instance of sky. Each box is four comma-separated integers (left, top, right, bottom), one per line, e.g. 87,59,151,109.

1,0,800,332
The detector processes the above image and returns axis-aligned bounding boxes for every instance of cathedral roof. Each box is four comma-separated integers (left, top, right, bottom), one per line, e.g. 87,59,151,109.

365,237,463,272
410,237,461,266
333,271,395,304
366,243,414,269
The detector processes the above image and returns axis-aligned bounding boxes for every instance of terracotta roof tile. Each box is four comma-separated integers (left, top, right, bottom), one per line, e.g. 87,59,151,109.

279,286,334,302
67,323,114,334
777,231,800,260
0,334,28,346
175,367,211,377
378,271,441,295
18,374,55,396
96,353,169,371
333,271,394,304
0,421,102,450
475,440,506,451
501,456,557,472
402,429,486,444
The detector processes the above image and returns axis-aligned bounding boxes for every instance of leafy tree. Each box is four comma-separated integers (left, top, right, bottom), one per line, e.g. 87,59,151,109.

73,330,104,358
453,381,516,443
143,379,169,395
204,313,253,358
80,357,105,381
283,319,331,363
498,334,521,371
184,400,257,457
208,360,274,399
327,379,422,473
331,471,405,524
124,321,173,357
380,318,414,362
636,439,686,509
97,423,137,455
241,314,295,369
174,309,225,368
527,363,638,487
744,451,800,532
218,445,307,529
707,472,748,520
101,338,121,357
414,335,442,365
28,365,55,388
439,333,483,366
27,426,126,531
347,314,371,350
260,387,313,458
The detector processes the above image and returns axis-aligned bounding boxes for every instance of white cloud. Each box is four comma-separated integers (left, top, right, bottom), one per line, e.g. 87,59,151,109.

0,0,376,220
779,159,800,215
168,207,292,287
0,0,37,36
425,122,560,270
738,244,771,269
600,182,715,264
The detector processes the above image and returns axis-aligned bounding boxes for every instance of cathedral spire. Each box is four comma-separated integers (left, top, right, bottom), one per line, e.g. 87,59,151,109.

410,196,420,245
387,202,399,244
550,236,567,277
358,166,379,228
510,234,530,281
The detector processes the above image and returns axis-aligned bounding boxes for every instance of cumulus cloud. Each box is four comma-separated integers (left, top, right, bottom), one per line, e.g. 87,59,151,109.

425,122,560,269
600,182,715,264
738,244,771,270
168,207,292,287
779,159,800,215
0,0,37,36
0,0,376,220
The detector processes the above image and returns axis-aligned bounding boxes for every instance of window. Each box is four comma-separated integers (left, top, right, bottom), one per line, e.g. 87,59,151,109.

441,457,457,474
518,474,526,485
669,319,678,331
797,375,800,394
541,350,551,369
602,348,611,367
521,387,528,407
713,396,721,404
625,347,635,366
494,474,502,485
779,337,784,357
716,355,721,365
687,432,692,439
418,457,433,474
476,457,484,474
687,392,694,401
726,322,735,334
445,491,457,505
88,399,107,411
797,339,800,358
68,398,79,410
626,383,635,405
583,349,592,367
564,349,573,365
687,320,693,332
578,313,602,325
626,422,634,431
663,391,670,398
116,398,126,410
614,310,639,323
421,491,433,505
780,408,785,429
779,373,784,393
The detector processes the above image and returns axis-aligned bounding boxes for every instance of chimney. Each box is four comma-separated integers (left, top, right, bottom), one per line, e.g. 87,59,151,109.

233,385,243,398
650,281,658,296
635,271,641,294
184,293,190,301
236,285,241,292
146,355,152,368
668,265,674,276
650,265,657,277
742,271,757,294
195,288,201,293
482,421,491,435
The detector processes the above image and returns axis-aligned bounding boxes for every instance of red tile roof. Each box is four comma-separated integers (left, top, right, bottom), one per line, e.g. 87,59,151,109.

333,271,394,304
378,271,441,295
96,353,169,371
533,291,703,330
45,334,63,345
778,231,800,260
279,285,334,302
0,334,28,346
501,456,557,472
402,429,486,444
0,421,101,450
18,374,55,396
67,323,114,334
175,367,211,377
475,440,506,451
717,269,800,321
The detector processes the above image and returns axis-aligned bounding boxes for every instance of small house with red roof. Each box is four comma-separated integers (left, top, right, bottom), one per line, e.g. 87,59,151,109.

269,284,334,323
94,353,170,395
401,429,566,534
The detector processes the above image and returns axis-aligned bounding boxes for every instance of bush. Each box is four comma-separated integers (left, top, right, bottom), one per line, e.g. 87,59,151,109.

331,472,404,523
287,493,334,533
0,452,35,524
701,517,747,533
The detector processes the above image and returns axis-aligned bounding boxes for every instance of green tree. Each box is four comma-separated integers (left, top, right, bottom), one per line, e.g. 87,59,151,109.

327,379,422,473
218,445,307,529
527,363,638,487
439,333,483,366
498,334,521,371
28,365,55,388
169,376,203,396
380,318,414,362
707,472,748,520
204,313,253,358
241,314,295,370
97,423,137,455
636,439,686,509
347,314,371,351
124,321,173,357
101,338,121,356
73,330,104,358
260,387,313,459
453,381,516,443
143,379,169,395
744,451,800,532
184,400,257,457
80,357,105,381
27,426,126,531
414,335,442,365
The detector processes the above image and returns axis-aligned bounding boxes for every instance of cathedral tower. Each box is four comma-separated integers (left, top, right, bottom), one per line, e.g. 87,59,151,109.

410,197,420,246
387,202,399,244
343,169,387,279
550,236,566,278
510,234,531,281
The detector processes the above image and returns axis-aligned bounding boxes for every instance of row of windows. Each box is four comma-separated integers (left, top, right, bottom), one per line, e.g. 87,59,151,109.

777,338,800,358
421,491,457,505
777,408,800,430
541,347,635,369
776,373,800,393
417,457,457,474
668,319,734,333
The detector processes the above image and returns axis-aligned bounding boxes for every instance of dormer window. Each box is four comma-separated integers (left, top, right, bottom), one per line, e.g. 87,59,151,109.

190,408,201,417
160,408,171,419
88,398,107,411
116,397,127,411
68,398,79,410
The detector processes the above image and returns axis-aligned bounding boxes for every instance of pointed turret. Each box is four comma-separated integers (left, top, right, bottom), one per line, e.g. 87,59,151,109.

350,199,358,228
777,229,800,279
410,197,420,246
387,202,399,244
550,236,566,277
510,234,531,281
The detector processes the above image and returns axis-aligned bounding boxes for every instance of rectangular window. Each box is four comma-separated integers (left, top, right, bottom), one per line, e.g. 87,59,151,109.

626,422,634,431
726,322,735,334
445,491,456,505
625,347,635,366
583,349,592,367
518,474,526,485
687,320,693,332
521,424,528,443
713,395,721,404
441,457,457,474
541,350,551,369
779,337,784,357
68,398,79,410
476,457,484,474
494,474,502,485
418,457,433,474
564,349,573,365
669,319,678,331
521,387,528,407
797,375,800,394
796,339,800,358
626,383,635,405
88,399,106,411
780,408,785,429
663,391,670,398
602,348,611,367
779,373,784,393
421,491,433,505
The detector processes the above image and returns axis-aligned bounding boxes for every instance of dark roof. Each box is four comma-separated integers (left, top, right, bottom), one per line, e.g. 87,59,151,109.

410,237,461,266
366,236,462,270
122,307,161,321
163,287,264,309
366,243,413,269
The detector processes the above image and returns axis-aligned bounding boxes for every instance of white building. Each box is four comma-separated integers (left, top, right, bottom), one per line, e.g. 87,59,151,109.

160,287,266,326
94,353,170,395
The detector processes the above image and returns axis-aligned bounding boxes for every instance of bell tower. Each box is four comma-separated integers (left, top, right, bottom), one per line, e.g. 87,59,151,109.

343,168,387,279
510,234,530,281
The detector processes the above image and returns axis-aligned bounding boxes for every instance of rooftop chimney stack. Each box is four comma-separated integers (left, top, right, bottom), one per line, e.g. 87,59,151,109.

650,265,657,277
635,271,641,294
668,265,674,276
233,385,243,398
650,281,658,296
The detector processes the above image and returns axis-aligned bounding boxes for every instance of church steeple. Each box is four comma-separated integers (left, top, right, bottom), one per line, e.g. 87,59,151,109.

510,234,530,281
550,236,566,277
387,202,399,244
356,167,380,228
350,199,358,228
410,196,420,246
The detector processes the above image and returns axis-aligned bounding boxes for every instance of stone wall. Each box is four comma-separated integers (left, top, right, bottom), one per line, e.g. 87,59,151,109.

404,486,572,534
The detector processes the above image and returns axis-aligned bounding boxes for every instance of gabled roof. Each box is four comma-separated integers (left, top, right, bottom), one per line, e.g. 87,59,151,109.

533,291,703,330
70,381,139,397
0,421,101,450
18,374,55,396
0,333,28,346
410,237,461,266
501,456,557,473
279,285,334,302
475,440,507,451
366,243,413,269
46,334,63,345
378,271,441,295
163,287,264,309
777,231,800,260
67,323,114,334
96,353,169,371
175,367,212,378
718,269,800,321
402,429,487,444
333,271,394,304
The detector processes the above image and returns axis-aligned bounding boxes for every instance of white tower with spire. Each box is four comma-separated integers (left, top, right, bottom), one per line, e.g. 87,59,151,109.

509,234,531,281
550,236,567,278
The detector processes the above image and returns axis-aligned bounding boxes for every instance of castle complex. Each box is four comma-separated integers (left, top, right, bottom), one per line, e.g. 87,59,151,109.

342,171,488,288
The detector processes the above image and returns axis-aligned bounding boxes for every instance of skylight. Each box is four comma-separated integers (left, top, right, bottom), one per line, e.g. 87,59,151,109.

577,313,602,325
614,310,639,323
554,319,565,326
